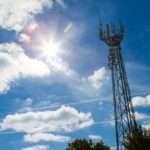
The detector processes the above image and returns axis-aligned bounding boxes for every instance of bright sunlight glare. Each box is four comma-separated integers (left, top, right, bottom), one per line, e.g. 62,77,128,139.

41,40,60,58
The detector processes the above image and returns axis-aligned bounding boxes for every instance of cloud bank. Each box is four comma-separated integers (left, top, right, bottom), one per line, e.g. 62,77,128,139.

0,106,94,142
132,95,150,107
0,0,53,31
135,112,150,120
24,133,70,143
0,43,50,93
0,106,93,133
22,145,49,150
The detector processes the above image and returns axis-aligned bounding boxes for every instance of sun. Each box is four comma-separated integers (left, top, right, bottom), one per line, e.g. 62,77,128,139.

41,40,60,58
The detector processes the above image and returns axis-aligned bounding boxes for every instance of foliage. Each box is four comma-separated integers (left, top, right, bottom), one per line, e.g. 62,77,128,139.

122,122,150,150
66,138,110,150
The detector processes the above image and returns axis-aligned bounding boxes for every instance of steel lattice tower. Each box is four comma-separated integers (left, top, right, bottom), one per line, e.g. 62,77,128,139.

99,18,136,150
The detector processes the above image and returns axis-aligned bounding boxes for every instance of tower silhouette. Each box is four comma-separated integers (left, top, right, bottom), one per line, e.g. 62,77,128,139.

99,17,136,150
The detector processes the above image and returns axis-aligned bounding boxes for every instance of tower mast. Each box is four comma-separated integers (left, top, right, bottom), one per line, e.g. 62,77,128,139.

99,18,136,150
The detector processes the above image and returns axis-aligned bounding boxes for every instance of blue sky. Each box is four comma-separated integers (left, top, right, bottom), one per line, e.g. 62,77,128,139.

0,0,150,150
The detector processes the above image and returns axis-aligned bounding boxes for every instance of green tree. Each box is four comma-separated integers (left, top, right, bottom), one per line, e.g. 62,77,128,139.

66,138,110,150
122,123,150,150
94,141,110,150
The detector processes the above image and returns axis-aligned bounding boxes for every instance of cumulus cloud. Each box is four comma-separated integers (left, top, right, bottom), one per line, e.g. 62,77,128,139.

0,106,94,133
87,67,107,89
135,112,150,120
88,135,102,140
0,0,54,31
22,145,49,150
24,133,70,143
132,95,150,107
0,43,50,93
72,67,108,97
0,43,107,95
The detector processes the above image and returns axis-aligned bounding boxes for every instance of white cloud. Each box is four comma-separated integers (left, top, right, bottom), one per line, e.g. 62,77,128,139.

0,106,94,133
88,67,107,89
0,43,50,93
27,22,39,33
76,67,108,97
88,135,102,140
56,0,66,8
132,95,150,107
24,98,33,106
111,146,116,150
19,33,31,42
47,58,73,76
143,123,150,130
135,112,150,120
19,22,39,42
134,112,150,130
24,133,70,143
0,0,53,31
21,107,33,112
22,145,49,150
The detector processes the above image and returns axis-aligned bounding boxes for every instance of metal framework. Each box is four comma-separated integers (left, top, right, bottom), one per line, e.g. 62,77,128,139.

99,17,136,150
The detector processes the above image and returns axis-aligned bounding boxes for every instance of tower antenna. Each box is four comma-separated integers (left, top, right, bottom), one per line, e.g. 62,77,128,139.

99,19,136,150
99,13,102,27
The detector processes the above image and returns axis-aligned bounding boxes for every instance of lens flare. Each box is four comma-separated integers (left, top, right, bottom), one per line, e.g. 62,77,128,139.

64,22,73,33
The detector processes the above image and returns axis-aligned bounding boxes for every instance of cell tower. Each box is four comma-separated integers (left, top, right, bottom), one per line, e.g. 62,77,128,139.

99,16,136,150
